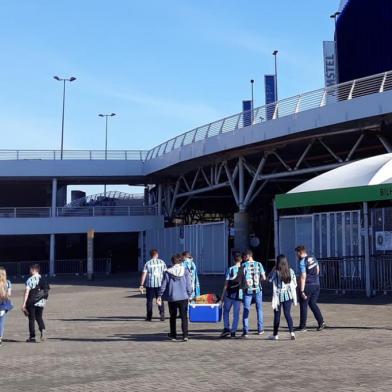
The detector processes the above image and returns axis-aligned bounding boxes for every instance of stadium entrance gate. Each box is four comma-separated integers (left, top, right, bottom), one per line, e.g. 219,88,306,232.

141,221,229,274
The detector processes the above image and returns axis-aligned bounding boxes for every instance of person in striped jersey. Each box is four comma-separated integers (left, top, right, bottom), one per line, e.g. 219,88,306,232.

140,249,167,321
268,255,297,340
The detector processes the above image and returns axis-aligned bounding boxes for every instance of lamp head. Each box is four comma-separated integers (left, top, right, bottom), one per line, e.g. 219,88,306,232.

53,76,61,81
69,77,76,82
273,50,278,56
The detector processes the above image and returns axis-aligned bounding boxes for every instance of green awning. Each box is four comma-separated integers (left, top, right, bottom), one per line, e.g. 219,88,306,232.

276,182,392,210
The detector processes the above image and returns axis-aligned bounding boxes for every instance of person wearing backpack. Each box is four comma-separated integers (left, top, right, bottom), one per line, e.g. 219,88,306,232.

220,252,243,338
268,255,297,341
22,264,50,343
240,250,266,338
0,267,13,346
295,245,326,332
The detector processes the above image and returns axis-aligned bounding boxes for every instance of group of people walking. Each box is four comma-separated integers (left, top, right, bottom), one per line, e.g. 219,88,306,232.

141,245,325,341
0,264,49,346
139,249,199,341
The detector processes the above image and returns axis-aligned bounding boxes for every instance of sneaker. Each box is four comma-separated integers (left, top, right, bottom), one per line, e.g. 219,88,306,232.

220,329,231,339
290,332,296,340
160,315,165,322
145,317,152,322
230,332,236,338
167,334,177,341
241,333,249,339
183,337,189,342
294,326,307,332
40,330,46,342
257,330,265,336
317,322,326,331
26,338,37,343
268,335,279,340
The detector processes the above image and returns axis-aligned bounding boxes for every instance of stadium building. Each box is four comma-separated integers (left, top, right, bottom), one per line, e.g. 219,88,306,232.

0,0,391,295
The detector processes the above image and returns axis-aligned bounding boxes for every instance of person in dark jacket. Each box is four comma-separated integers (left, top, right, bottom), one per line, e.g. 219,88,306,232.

157,254,192,342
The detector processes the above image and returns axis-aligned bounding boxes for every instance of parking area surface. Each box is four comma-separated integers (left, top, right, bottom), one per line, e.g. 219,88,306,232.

1,275,391,391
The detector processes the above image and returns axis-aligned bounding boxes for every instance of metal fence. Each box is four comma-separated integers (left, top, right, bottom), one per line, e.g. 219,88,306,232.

145,70,392,160
0,149,148,161
0,206,157,218
0,258,111,278
318,255,392,294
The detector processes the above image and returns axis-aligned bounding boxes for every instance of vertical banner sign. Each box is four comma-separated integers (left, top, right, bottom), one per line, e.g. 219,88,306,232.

264,74,277,120
242,100,252,127
323,41,337,87
87,229,95,280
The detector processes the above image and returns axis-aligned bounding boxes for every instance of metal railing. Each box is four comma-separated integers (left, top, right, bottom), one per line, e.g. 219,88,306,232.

66,191,144,208
0,207,51,218
57,205,156,216
0,149,148,161
371,255,392,294
0,205,157,218
0,258,111,277
145,70,392,160
319,256,366,293
318,255,392,294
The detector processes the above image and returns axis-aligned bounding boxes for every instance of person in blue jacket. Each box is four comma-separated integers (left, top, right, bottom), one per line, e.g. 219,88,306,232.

181,251,200,299
158,254,192,342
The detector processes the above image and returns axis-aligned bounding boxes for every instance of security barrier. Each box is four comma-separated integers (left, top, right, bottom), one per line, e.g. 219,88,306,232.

318,255,392,294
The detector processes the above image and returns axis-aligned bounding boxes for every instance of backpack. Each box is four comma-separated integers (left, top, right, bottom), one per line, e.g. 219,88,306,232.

27,278,50,305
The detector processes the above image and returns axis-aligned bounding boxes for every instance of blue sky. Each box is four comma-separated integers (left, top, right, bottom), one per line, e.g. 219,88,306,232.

0,0,340,197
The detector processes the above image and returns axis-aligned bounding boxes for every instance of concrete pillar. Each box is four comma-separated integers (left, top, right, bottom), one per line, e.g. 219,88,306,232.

87,229,95,280
234,211,250,251
51,178,57,217
363,202,371,297
49,234,56,276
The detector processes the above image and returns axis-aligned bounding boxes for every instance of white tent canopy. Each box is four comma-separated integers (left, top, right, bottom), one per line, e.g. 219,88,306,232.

289,153,392,194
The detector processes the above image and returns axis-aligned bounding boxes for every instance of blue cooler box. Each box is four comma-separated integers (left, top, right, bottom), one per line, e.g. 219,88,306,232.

189,303,222,323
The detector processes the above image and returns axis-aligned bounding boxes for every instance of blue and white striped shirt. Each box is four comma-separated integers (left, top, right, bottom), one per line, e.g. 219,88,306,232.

143,258,167,288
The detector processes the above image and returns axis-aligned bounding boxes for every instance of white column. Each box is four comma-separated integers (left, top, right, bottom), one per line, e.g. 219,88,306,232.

49,234,56,276
51,178,57,217
87,229,95,280
363,202,371,297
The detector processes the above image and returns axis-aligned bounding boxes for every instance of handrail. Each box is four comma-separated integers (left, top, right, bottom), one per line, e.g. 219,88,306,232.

0,71,391,164
0,205,157,217
0,149,148,161
144,70,392,160
66,191,145,208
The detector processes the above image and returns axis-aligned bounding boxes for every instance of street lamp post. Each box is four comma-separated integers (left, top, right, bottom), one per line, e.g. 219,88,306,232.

250,79,254,123
53,76,76,160
98,113,116,196
272,50,279,101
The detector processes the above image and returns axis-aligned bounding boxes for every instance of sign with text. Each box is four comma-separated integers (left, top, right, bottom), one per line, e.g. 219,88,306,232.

264,74,277,120
323,41,337,87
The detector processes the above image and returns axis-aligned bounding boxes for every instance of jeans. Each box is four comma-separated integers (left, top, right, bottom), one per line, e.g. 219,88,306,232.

223,294,241,333
299,285,324,328
168,300,188,338
27,305,45,339
243,291,263,333
146,287,165,320
0,313,6,338
273,300,294,336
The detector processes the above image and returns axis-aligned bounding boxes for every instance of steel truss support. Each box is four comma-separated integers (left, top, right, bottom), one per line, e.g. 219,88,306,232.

151,129,390,218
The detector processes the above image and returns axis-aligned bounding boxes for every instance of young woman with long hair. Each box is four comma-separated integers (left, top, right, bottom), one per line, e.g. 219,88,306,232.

269,255,297,340
0,267,12,346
